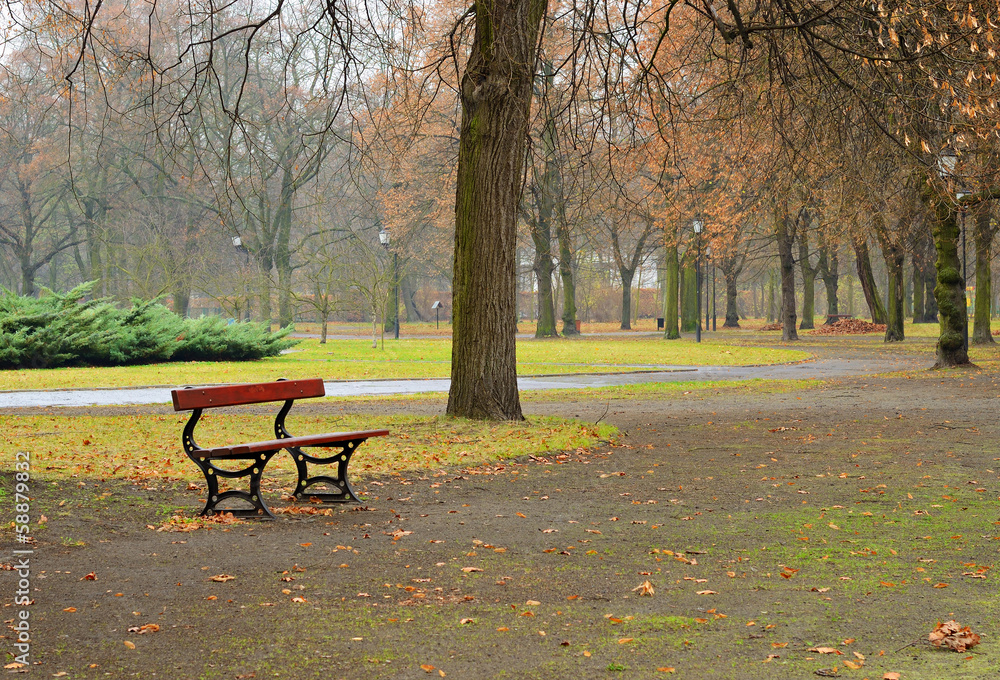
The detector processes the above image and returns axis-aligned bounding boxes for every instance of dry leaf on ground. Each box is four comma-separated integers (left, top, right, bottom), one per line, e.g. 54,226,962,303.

127,624,160,634
632,580,655,596
928,620,980,652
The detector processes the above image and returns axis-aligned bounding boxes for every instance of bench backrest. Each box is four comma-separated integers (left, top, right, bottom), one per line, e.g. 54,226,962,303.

171,378,326,411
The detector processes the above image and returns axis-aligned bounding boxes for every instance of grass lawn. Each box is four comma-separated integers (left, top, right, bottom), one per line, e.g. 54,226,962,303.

4,411,617,486
0,337,807,391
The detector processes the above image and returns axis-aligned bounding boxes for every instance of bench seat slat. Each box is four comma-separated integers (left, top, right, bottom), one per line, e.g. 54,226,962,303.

172,378,326,411
194,429,390,458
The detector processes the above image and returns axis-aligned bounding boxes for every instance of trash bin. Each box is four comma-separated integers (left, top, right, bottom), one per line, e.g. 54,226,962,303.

657,317,664,330
575,320,582,333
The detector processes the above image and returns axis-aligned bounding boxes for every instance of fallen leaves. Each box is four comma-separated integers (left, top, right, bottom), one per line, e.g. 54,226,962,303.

632,580,655,596
461,567,483,573
929,620,981,652
127,624,160,634
809,647,843,655
123,641,136,650
209,574,235,582
695,590,717,595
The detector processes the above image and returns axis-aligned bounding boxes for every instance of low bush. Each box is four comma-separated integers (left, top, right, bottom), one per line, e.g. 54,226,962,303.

0,283,296,369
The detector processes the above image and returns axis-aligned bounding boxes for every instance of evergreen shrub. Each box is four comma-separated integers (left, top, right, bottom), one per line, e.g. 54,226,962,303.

0,283,297,369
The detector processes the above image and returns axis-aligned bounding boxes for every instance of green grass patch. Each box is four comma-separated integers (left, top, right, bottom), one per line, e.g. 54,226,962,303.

3,412,617,483
0,337,807,391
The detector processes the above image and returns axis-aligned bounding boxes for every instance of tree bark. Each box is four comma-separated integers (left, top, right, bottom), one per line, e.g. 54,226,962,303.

530,212,557,336
556,214,577,336
798,226,816,329
529,69,559,339
447,0,545,420
911,249,925,322
919,228,939,322
872,213,906,342
774,203,798,341
971,203,996,345
853,238,886,324
817,241,839,322
620,274,634,330
767,269,776,322
926,188,971,367
719,250,744,328
663,243,680,338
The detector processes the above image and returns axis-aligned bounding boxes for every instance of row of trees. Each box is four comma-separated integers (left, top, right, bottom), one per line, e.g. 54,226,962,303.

1,0,998,418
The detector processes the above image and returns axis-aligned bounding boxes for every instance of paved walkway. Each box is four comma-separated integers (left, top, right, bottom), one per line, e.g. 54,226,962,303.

0,352,926,408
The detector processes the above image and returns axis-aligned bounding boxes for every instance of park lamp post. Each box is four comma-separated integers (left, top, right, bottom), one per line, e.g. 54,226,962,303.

693,218,704,343
937,150,970,353
232,236,251,321
706,245,716,331
378,227,400,340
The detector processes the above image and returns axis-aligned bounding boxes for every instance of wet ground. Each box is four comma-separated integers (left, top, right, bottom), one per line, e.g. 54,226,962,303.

2,341,995,679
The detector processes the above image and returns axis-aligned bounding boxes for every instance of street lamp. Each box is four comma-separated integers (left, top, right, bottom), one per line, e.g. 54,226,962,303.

378,227,399,340
706,245,717,331
232,236,251,321
692,218,703,343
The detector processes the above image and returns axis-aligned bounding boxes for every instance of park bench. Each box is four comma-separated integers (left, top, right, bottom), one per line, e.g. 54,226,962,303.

824,314,854,325
171,378,388,519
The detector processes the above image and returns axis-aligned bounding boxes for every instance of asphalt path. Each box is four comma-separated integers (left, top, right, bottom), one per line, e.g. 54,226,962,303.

0,351,926,408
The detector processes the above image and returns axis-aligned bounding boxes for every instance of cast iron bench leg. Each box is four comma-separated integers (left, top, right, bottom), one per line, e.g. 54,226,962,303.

289,439,363,503
194,451,279,519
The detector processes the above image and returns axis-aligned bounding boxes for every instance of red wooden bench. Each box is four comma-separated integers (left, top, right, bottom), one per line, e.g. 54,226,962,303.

171,378,388,519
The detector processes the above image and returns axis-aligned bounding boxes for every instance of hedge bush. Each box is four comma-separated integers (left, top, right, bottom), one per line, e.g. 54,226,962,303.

0,283,297,369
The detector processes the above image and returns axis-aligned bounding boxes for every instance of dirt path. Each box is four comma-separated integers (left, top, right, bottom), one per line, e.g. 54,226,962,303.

4,354,998,679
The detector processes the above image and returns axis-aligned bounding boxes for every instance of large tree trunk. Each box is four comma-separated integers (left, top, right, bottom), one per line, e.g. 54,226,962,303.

919,228,939,322
275,165,295,328
853,238,886,324
663,243,680,338
619,270,634,330
383,283,399,334
531,214,557,337
883,249,906,342
401,274,427,323
722,266,740,328
873,214,906,342
972,203,996,345
911,249,925,322
447,0,544,420
529,71,558,339
774,203,798,341
926,189,970,367
817,241,839,322
798,227,816,329
767,269,776,322
556,202,577,336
